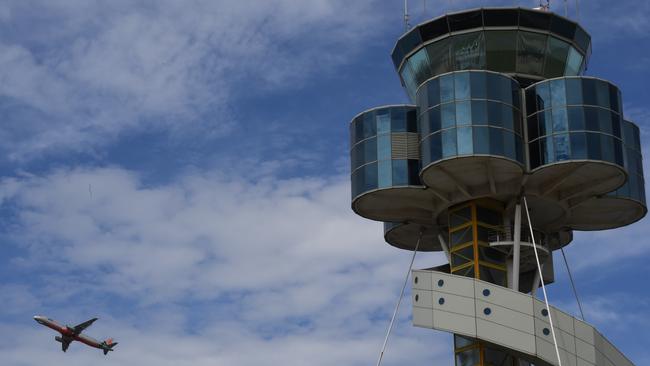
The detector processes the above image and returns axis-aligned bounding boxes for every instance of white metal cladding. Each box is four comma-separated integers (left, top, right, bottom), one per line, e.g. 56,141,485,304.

412,270,635,366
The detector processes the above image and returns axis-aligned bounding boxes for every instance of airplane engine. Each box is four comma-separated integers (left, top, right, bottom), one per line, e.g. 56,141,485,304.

55,336,63,343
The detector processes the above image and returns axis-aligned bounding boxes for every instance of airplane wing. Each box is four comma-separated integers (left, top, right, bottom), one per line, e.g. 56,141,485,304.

61,336,72,352
71,318,98,335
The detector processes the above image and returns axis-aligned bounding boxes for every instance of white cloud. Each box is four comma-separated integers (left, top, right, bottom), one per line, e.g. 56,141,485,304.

0,0,386,160
0,166,451,365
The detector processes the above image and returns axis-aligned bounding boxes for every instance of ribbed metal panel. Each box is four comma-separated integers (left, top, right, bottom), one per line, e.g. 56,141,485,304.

391,133,408,159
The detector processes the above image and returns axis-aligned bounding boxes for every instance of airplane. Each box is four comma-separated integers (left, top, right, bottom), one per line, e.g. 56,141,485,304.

33,315,118,355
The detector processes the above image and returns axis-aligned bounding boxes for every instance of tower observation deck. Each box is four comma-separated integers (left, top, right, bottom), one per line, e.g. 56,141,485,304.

349,7,645,366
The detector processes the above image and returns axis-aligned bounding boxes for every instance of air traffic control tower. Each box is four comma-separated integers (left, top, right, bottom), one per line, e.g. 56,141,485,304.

349,7,645,366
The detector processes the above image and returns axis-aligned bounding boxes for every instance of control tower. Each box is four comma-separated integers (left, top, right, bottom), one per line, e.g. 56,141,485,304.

350,7,645,366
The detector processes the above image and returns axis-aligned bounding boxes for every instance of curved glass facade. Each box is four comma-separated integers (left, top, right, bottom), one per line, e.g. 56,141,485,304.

350,106,422,199
399,30,586,100
525,77,624,170
417,71,525,167
607,120,646,204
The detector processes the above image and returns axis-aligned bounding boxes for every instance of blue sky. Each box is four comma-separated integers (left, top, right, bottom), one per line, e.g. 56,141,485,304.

0,1,648,365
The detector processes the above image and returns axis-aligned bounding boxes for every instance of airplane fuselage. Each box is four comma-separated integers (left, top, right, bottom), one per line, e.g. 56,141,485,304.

34,316,105,351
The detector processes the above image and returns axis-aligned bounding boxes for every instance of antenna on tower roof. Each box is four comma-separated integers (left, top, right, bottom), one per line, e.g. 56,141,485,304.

403,0,410,32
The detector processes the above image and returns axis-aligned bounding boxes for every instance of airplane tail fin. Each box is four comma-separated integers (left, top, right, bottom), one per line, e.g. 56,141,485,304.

101,338,118,355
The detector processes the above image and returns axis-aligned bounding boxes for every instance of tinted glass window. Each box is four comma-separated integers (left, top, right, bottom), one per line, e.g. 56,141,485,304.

428,107,441,134
455,72,470,100
535,82,551,111
527,114,539,140
554,134,570,161
483,8,518,26
586,132,601,159
457,127,473,154
429,133,442,162
470,72,487,99
529,140,541,168
400,29,423,58
609,84,621,113
364,162,378,192
567,106,585,130
472,100,488,125
570,133,587,159
595,80,611,109
378,160,391,188
406,109,418,132
505,130,517,161
440,74,455,103
419,17,450,41
549,15,576,40
452,32,486,70
502,104,514,131
573,26,590,53
427,78,441,107
545,37,570,77
441,103,456,128
519,9,551,29
442,129,457,158
426,38,452,77
392,108,407,132
517,32,548,75
584,107,599,131
474,126,489,154
565,78,583,105
450,10,483,30
553,108,568,132
550,79,566,108
456,101,471,126
565,47,583,75
408,48,432,88
392,159,408,185
377,134,391,160
376,111,390,134
400,64,418,100
488,101,504,127
485,31,517,72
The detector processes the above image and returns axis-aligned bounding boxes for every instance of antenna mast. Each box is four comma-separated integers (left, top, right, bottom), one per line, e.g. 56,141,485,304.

403,0,410,32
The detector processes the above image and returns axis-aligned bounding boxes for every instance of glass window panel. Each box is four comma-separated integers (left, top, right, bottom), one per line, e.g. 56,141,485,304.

448,10,483,31
363,162,378,192
502,104,515,131
474,126,489,154
544,37,570,77
471,100,488,125
427,78,441,107
470,72,487,99
454,335,476,349
614,139,623,166
455,349,480,366
451,227,473,246
598,108,612,135
400,64,418,101
420,138,431,165
550,79,567,108
426,38,451,77
550,15,577,40
513,110,522,135
554,134,570,161
538,111,551,136
429,133,442,162
529,139,541,168
452,32,486,70
351,144,363,170
582,78,598,106
484,347,513,365
441,103,456,129
363,137,377,163
440,74,455,103
611,113,621,138
535,82,552,111
540,137,554,164
442,129,457,158
376,111,390,134
489,127,504,156
408,48,432,87
488,101,504,127
378,160,392,188
458,127,473,155
407,109,417,132
565,78,583,105
377,134,391,160
595,80,611,109
526,88,537,114
574,26,590,53
568,106,585,130
504,130,517,161
601,135,615,163
485,31,517,72
553,107,568,132
511,79,521,110
609,84,621,113
517,31,548,76
519,9,551,29
584,107,599,131
407,159,420,184
586,132,602,160
428,106,441,134
516,137,524,163
454,72,471,100
565,47,583,75
392,108,407,132
527,114,539,141
419,17,450,41
392,159,408,186
362,112,376,138
456,101,472,126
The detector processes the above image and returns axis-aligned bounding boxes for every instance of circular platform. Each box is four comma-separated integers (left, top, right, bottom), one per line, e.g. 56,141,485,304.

384,222,441,251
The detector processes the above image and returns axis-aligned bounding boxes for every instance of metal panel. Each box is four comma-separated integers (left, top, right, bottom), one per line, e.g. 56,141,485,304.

596,332,634,366
412,269,432,290
476,299,535,334
534,318,576,354
413,289,433,308
433,309,477,337
574,319,596,345
576,337,597,364
476,318,536,354
577,357,597,366
413,306,434,328
534,299,575,335
431,272,475,297
433,291,476,316
476,280,534,314
536,337,578,366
